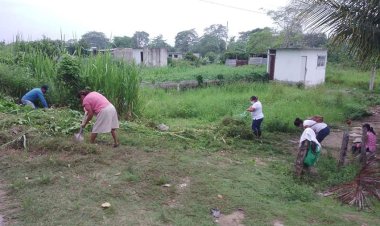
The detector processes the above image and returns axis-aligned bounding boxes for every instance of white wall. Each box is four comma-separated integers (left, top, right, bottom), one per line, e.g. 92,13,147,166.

132,49,143,64
273,49,327,86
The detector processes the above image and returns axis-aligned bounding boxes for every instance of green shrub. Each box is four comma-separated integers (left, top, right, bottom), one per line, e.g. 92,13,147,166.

56,54,82,108
205,51,217,63
196,75,203,86
266,118,292,133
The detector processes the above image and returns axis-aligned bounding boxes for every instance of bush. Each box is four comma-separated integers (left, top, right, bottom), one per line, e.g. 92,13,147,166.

56,54,83,108
196,75,204,86
205,52,217,63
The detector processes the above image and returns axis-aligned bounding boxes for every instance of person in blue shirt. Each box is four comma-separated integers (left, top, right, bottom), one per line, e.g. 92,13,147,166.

21,85,49,109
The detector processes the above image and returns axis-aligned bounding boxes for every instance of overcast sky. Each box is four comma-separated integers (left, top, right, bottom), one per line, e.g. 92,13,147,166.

0,0,290,45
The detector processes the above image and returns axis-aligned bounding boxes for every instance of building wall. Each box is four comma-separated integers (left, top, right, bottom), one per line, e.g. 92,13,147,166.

225,59,237,67
112,48,134,62
273,49,327,86
248,57,267,65
113,48,167,67
144,48,168,67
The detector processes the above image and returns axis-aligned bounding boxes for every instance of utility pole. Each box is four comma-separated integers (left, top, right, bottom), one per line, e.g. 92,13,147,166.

226,21,229,50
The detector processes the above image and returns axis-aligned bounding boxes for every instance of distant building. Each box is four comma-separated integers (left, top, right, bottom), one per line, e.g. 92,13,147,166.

267,48,327,87
168,52,200,60
168,52,183,60
225,59,248,67
112,48,168,67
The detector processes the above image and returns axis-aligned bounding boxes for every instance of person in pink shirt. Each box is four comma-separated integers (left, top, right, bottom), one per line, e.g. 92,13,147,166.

363,123,377,153
78,90,120,147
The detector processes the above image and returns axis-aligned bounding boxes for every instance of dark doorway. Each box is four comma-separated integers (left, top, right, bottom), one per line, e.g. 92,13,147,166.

268,49,276,80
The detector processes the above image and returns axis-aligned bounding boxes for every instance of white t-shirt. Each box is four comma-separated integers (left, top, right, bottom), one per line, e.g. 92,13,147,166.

303,119,327,133
299,127,321,148
251,101,264,120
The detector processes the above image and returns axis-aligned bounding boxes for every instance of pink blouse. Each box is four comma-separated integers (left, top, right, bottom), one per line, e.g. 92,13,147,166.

366,132,377,152
82,92,110,114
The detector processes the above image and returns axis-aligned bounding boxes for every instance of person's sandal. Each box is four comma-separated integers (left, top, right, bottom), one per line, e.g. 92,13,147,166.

113,143,120,148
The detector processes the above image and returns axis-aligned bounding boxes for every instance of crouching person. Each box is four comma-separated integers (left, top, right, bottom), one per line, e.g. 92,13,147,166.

78,90,120,147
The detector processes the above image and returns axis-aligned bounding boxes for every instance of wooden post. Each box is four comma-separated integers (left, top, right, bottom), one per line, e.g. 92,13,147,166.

338,131,349,167
369,66,376,92
295,140,309,177
360,125,368,165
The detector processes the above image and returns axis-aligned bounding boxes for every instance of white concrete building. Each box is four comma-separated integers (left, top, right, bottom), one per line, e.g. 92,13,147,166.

112,48,168,67
267,48,328,87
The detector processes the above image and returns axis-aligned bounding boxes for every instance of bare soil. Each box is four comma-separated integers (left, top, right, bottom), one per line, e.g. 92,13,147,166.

0,179,19,226
215,209,245,226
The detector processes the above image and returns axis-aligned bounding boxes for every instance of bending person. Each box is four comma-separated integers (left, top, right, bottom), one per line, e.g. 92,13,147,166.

294,117,330,143
78,90,120,147
21,85,49,109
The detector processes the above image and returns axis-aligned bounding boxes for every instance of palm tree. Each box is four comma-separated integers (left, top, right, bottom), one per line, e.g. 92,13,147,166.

293,0,380,91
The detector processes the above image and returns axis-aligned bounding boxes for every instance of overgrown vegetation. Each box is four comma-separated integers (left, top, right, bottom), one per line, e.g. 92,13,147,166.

1,41,380,225
0,41,140,116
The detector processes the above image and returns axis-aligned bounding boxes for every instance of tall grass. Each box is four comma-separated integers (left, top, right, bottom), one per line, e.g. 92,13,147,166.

140,64,267,83
80,53,141,117
0,42,141,116
326,64,379,91
140,81,372,132
0,64,37,99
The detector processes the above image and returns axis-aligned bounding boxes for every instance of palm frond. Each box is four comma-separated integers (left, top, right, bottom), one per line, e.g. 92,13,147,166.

293,0,380,66
327,157,380,210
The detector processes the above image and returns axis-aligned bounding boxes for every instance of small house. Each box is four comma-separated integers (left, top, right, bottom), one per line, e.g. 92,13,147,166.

267,48,327,87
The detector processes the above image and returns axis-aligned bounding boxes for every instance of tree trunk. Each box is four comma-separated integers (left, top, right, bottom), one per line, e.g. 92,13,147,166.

295,140,309,177
360,126,368,165
369,66,376,91
338,131,349,167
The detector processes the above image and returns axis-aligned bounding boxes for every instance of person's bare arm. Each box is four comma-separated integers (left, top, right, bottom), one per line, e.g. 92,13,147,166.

81,107,94,128
247,105,256,112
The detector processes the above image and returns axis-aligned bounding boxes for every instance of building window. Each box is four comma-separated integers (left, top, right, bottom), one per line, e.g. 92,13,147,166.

174,54,178,58
317,55,326,67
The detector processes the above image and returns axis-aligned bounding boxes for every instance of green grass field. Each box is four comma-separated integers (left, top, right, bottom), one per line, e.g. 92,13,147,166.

0,64,380,225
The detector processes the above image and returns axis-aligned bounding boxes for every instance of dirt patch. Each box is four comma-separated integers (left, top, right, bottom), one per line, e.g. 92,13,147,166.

273,220,284,226
0,181,19,226
214,209,245,226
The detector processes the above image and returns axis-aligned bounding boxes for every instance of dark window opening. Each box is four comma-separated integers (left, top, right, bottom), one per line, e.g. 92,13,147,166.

317,55,326,67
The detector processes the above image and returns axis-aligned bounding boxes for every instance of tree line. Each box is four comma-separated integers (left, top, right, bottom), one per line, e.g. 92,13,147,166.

3,0,377,67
